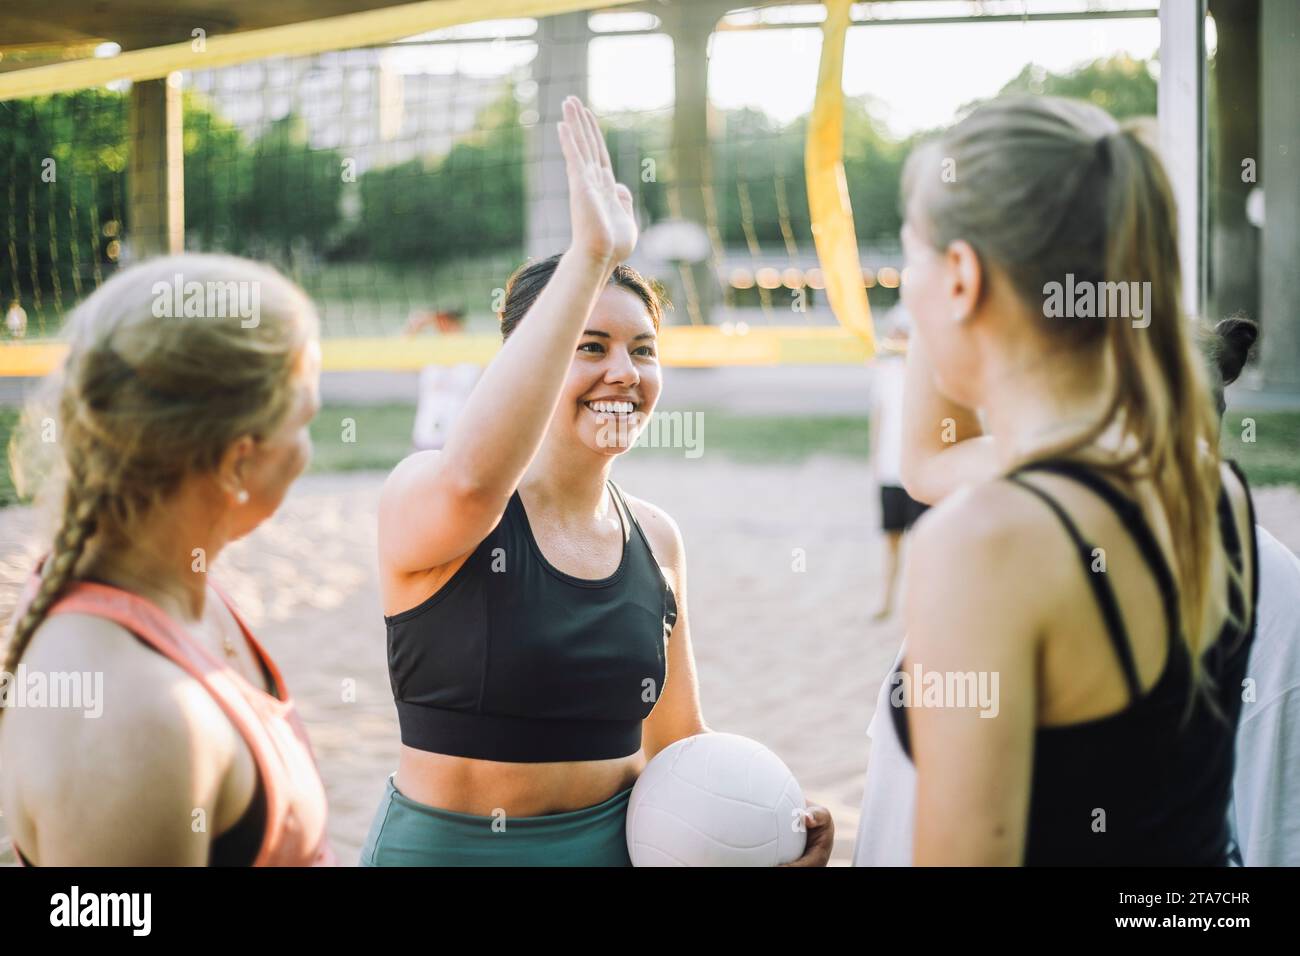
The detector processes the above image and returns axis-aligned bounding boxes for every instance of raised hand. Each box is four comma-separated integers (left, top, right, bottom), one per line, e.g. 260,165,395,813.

556,96,637,266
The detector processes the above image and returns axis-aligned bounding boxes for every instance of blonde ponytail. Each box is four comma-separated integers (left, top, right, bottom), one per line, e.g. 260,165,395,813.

903,97,1231,690
1100,123,1225,671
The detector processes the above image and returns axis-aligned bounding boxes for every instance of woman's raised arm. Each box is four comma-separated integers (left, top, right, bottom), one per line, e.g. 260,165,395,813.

898,333,999,505
379,97,638,575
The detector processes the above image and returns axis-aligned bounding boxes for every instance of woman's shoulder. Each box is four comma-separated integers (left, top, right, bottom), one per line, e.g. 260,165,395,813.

619,490,685,572
9,610,241,778
2,610,240,864
915,476,1061,552
902,479,1067,675
908,478,1077,622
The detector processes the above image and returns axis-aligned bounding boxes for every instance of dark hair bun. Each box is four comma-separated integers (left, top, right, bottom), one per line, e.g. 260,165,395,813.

498,253,664,342
1212,317,1259,386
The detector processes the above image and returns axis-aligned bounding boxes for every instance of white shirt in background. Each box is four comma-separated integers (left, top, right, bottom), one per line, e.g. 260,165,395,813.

853,645,914,866
411,362,480,451
1230,525,1300,866
870,356,906,487
5,304,26,337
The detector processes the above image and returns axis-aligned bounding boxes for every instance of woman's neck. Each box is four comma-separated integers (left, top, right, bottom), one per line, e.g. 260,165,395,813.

86,502,225,622
521,440,616,520
979,341,1116,468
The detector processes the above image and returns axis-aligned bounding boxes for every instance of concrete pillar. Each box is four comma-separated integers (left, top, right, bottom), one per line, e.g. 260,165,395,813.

526,12,589,259
1207,0,1259,325
1157,0,1208,319
127,76,185,258
1259,0,1300,391
663,2,728,324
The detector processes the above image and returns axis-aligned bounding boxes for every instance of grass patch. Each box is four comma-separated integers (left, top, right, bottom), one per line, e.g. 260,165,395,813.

307,406,871,473
629,411,870,463
310,404,418,473
306,405,1298,486
1221,410,1300,488
0,406,17,507
2,404,1295,510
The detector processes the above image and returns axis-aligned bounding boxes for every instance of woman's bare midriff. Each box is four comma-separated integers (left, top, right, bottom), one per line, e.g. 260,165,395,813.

395,745,646,817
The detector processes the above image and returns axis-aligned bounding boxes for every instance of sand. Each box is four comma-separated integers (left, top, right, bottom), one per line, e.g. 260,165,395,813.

3,460,1300,866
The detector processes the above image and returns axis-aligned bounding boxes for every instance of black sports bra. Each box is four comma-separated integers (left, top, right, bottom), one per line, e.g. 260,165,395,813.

386,480,677,763
889,458,1259,865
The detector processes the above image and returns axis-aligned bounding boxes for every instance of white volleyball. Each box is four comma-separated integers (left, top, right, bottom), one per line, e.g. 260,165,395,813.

626,733,808,866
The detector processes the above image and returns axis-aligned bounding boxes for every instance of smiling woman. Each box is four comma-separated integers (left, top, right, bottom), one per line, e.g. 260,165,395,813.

499,253,665,454
363,96,833,867
364,97,700,866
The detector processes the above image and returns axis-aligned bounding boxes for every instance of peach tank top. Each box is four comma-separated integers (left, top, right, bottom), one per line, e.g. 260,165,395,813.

10,575,335,866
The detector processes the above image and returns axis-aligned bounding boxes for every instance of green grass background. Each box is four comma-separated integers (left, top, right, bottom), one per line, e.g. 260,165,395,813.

2,404,1296,508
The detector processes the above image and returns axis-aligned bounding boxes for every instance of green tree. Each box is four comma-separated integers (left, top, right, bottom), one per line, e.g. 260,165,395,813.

358,88,524,264
238,114,344,262
183,91,251,254
604,115,671,225
841,98,907,246
710,101,902,251
973,54,1159,120
0,88,342,331
0,91,128,330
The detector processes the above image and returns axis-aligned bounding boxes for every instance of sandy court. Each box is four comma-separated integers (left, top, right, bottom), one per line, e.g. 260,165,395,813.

3,459,1300,866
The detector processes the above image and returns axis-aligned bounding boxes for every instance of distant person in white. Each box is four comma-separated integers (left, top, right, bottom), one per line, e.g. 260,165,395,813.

404,308,481,451
412,363,481,451
1205,316,1300,865
5,300,27,340
869,305,928,621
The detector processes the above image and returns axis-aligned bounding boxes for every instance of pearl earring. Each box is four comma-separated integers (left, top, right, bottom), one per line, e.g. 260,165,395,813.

236,489,249,504
952,310,968,323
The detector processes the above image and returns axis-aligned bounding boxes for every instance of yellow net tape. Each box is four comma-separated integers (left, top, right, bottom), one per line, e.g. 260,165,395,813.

0,0,635,101
0,327,873,377
805,0,876,353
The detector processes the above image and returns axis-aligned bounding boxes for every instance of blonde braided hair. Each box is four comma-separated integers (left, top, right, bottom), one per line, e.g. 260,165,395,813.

2,254,317,708
3,482,102,679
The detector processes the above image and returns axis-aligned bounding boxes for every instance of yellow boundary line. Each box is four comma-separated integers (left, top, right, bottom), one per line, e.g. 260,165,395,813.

0,327,871,377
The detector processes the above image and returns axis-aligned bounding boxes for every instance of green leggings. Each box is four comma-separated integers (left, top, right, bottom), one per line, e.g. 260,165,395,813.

360,774,633,867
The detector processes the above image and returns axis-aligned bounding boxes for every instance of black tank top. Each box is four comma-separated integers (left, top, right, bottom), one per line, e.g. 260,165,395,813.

386,479,676,763
889,458,1259,865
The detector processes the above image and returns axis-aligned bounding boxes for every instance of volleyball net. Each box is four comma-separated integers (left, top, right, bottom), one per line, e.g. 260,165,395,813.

0,0,889,374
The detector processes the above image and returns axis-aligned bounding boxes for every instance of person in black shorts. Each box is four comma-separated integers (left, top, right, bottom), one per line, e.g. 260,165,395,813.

881,485,929,534
871,311,929,621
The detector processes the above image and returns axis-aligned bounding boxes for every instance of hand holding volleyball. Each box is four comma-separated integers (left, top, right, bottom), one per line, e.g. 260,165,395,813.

556,95,637,265
626,733,819,866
